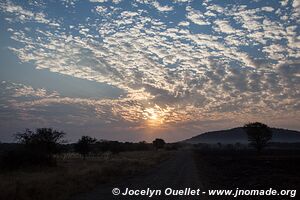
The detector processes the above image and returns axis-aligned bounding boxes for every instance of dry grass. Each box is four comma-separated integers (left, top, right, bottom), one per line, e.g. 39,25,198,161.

0,150,173,200
193,149,300,200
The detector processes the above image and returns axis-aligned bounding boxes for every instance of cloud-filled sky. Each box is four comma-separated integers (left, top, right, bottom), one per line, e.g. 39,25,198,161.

0,0,299,142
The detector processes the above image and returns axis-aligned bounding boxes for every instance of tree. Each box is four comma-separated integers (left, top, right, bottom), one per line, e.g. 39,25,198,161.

243,122,272,153
15,128,66,165
235,142,241,150
75,136,97,159
152,138,166,149
217,142,222,149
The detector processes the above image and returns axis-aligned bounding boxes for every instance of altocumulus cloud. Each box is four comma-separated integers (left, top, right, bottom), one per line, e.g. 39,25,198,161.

0,0,299,142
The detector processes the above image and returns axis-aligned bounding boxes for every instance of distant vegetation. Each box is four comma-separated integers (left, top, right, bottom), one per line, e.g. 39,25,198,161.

74,136,155,159
1,128,65,169
0,128,170,169
74,136,97,159
0,128,173,200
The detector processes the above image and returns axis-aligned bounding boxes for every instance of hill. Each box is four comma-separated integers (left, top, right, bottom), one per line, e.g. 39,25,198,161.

184,127,300,144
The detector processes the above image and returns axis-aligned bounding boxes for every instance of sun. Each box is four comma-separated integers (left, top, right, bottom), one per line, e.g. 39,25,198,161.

143,105,165,126
145,108,159,120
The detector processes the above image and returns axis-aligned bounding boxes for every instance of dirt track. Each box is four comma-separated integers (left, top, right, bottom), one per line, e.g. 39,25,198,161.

72,150,205,200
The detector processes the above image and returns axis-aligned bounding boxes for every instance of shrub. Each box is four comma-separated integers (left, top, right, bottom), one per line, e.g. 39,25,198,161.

1,128,65,169
74,136,96,159
152,138,166,149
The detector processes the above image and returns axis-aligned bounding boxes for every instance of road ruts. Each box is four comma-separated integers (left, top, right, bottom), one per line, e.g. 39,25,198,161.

72,150,206,200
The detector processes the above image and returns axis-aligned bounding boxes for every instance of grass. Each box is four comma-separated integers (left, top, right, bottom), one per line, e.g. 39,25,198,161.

0,150,173,200
193,149,300,199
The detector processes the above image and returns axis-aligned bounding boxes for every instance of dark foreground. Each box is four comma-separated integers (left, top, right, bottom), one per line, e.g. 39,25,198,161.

74,149,300,200
72,150,203,200
0,151,171,200
194,149,300,200
1,149,299,200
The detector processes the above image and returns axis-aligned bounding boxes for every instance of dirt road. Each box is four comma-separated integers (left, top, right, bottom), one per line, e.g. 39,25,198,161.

72,150,205,200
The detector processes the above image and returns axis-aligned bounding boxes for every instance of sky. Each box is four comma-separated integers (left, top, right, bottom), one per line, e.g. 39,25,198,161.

0,0,299,143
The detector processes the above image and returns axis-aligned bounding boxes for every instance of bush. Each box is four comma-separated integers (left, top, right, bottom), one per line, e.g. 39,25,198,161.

74,136,97,159
1,128,65,169
153,138,166,149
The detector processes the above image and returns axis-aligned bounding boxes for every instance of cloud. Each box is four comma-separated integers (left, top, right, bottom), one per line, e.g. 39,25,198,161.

0,1,59,26
61,0,78,8
292,0,300,8
186,6,210,25
1,81,59,98
280,0,289,6
172,0,192,3
178,21,189,26
0,0,299,139
152,1,173,12
214,20,236,34
261,6,275,12
90,0,108,2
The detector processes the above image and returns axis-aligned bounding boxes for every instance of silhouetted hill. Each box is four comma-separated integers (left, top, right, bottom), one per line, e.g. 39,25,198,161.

184,127,300,144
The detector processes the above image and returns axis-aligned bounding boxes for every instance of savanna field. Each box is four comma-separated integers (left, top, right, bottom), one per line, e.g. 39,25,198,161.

0,150,172,200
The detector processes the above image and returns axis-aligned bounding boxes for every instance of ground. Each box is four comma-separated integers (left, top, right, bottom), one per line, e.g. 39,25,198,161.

72,150,203,200
193,149,300,200
0,151,171,200
1,149,299,200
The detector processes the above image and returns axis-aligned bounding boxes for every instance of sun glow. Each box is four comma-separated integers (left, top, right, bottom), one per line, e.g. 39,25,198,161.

143,105,167,126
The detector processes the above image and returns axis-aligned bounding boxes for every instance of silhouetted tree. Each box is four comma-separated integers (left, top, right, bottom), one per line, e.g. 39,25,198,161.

243,122,272,153
217,142,222,149
75,136,97,159
235,142,241,150
153,138,165,149
15,128,65,165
